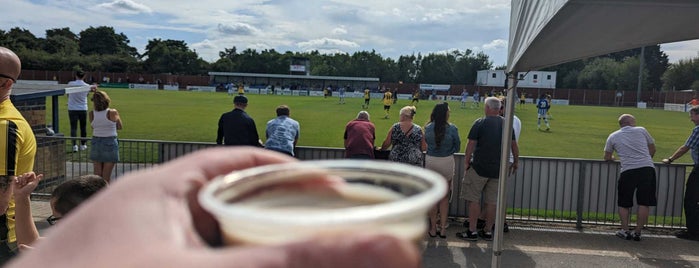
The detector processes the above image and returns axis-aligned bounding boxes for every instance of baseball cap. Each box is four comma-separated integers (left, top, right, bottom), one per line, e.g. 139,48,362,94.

234,95,248,104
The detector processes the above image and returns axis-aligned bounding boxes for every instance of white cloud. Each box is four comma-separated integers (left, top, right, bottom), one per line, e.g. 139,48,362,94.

661,40,699,63
297,38,360,51
247,43,272,51
332,27,348,35
192,39,216,50
4,0,698,66
482,39,507,50
97,0,152,14
217,23,258,36
421,8,459,23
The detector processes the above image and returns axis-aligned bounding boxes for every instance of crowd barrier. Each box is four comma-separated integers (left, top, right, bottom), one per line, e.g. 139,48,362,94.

36,136,691,231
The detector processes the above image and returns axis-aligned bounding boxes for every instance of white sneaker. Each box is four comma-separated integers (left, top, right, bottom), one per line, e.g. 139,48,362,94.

80,145,88,151
72,145,78,152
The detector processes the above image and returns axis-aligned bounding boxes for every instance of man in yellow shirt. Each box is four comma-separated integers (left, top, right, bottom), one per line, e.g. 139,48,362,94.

382,89,393,119
0,46,37,264
362,87,371,109
411,89,420,106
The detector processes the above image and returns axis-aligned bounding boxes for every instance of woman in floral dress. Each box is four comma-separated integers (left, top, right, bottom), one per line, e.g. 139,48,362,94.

380,106,426,166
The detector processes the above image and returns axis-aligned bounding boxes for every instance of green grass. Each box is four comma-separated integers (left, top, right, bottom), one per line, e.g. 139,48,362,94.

47,89,690,225
47,89,694,163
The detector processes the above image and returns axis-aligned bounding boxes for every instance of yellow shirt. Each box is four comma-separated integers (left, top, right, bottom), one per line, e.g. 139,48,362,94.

0,100,37,244
364,89,370,99
383,92,393,106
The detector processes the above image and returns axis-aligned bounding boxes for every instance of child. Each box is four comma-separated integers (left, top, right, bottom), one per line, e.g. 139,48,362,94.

13,173,107,250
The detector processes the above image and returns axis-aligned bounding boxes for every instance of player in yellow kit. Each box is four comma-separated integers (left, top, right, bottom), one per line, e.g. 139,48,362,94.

382,89,393,119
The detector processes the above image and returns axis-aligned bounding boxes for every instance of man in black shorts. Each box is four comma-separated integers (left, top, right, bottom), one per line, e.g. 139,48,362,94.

604,114,656,241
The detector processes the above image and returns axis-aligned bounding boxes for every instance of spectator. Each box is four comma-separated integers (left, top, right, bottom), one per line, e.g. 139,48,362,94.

456,97,518,241
13,173,107,248
50,175,108,222
265,105,300,156
343,111,375,159
380,106,426,166
424,102,461,238
604,114,656,241
0,46,36,264
89,90,123,183
468,98,522,233
67,70,91,152
216,95,262,147
6,148,419,267
663,106,699,240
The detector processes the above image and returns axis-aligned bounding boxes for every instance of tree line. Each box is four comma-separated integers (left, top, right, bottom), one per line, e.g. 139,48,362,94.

2,26,698,91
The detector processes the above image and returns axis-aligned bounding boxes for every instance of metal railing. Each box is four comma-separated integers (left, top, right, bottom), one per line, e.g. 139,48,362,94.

35,136,690,230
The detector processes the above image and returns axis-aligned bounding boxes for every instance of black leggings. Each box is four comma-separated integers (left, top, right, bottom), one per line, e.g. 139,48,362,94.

68,110,87,146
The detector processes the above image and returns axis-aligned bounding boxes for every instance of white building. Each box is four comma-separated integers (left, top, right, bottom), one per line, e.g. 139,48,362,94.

476,70,556,89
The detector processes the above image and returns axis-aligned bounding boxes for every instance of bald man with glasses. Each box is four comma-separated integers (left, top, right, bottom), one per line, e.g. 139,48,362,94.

0,46,37,264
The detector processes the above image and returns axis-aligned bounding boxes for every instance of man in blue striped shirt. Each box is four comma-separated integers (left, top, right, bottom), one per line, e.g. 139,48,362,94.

663,105,699,240
536,94,551,131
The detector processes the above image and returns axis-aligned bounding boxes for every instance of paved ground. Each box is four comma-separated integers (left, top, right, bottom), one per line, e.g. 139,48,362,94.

30,200,699,267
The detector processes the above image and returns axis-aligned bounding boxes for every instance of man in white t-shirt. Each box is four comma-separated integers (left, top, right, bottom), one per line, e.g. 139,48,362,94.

67,70,91,152
604,114,656,241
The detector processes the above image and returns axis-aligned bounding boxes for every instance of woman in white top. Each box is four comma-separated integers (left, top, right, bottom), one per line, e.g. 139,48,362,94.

89,90,123,183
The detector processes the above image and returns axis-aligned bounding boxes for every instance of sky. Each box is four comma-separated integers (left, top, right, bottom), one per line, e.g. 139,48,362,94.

4,0,699,67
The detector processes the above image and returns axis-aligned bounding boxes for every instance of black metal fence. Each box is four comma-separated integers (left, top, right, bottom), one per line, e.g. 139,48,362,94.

35,136,691,231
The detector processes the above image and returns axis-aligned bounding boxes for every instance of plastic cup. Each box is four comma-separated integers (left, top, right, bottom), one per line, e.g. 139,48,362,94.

198,160,447,246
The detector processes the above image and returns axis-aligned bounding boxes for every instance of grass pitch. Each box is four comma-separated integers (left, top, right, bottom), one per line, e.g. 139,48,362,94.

48,89,693,162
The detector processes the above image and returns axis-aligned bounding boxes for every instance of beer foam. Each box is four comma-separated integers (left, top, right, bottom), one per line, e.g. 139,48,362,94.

233,183,405,211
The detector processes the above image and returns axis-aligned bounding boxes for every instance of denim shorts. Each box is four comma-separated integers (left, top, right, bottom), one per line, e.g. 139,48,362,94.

90,136,119,163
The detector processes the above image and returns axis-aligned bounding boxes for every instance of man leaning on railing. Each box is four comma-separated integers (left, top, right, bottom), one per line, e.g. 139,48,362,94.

663,105,699,241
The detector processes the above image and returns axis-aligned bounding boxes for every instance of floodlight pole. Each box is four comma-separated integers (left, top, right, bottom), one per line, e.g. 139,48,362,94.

491,72,517,268
637,46,644,103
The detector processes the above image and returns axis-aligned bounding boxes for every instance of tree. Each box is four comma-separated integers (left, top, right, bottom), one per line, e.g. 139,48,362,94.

546,45,666,90
43,35,79,55
661,59,698,91
6,27,41,51
79,26,137,57
396,54,419,83
141,39,202,74
46,27,78,40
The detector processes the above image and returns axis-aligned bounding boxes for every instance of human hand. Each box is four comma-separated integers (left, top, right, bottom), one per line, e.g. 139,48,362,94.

8,147,419,268
13,172,42,199
509,162,518,175
662,158,673,164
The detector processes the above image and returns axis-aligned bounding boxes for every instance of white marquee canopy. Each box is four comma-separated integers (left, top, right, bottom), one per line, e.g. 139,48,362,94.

507,0,699,73
493,1,699,266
